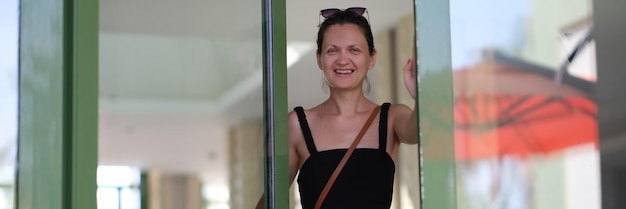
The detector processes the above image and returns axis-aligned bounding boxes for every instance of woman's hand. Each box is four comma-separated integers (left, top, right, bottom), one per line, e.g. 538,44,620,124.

403,58,417,99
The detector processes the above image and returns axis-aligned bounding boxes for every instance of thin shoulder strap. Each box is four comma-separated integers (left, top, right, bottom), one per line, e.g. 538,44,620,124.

379,103,391,151
294,107,318,154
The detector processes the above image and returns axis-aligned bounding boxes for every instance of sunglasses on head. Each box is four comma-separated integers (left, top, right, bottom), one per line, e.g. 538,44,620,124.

318,7,370,26
320,7,367,18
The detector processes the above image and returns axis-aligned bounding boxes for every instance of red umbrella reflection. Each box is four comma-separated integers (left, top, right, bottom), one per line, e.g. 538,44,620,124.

453,62,598,160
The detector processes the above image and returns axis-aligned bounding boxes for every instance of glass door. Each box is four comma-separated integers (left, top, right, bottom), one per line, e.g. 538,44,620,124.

0,0,19,208
17,0,99,209
413,0,457,208
16,0,289,208
98,0,286,208
448,0,600,208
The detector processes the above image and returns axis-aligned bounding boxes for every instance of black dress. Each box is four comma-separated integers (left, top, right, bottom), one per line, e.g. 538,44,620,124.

293,103,395,209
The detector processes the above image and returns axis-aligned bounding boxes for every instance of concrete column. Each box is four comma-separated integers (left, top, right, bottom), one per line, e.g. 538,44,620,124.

373,26,395,104
393,14,422,209
147,171,161,209
393,14,417,107
228,120,264,209
146,171,203,209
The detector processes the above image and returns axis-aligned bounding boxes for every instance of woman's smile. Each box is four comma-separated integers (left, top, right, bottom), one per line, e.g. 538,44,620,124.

334,69,355,76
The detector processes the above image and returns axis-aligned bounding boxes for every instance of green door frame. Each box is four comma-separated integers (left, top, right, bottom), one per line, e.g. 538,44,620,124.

415,0,457,208
17,0,98,209
262,0,289,209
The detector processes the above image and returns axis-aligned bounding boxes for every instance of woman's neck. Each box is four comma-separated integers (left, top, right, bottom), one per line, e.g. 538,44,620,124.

322,88,374,116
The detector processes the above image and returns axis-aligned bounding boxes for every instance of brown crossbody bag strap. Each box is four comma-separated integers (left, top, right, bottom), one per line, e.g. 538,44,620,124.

314,105,382,209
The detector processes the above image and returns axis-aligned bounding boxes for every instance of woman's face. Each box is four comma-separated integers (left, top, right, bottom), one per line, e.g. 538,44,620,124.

317,23,376,91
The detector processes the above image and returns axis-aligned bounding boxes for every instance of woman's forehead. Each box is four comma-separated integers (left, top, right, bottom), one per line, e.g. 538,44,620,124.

323,24,367,45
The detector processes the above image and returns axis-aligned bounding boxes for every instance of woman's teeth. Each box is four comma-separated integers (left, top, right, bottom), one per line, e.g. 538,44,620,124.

335,69,354,74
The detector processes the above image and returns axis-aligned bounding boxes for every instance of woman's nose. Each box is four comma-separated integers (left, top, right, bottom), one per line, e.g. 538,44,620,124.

337,51,349,64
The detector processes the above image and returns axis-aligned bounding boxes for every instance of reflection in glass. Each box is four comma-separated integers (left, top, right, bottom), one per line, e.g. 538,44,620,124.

99,0,265,208
449,0,599,208
0,0,19,208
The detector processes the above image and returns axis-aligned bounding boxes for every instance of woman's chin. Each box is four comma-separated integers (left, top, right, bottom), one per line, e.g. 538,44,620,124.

328,85,361,92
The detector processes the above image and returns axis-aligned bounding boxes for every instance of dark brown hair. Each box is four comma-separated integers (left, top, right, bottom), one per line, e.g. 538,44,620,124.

316,10,375,55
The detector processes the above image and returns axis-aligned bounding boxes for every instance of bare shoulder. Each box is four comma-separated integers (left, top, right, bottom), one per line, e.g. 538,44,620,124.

388,103,413,116
288,109,299,124
288,110,303,142
387,103,418,144
387,103,413,128
287,109,305,182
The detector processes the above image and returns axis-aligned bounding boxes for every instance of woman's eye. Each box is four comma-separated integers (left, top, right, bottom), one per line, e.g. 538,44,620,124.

327,49,337,53
350,48,360,53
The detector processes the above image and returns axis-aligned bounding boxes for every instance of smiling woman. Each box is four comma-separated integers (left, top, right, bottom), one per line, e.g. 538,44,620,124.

292,8,418,209
257,6,419,209
0,0,19,208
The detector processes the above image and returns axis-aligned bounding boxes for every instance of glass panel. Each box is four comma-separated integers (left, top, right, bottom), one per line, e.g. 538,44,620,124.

120,188,141,209
449,0,599,208
286,1,422,209
99,0,265,208
97,187,121,209
412,1,458,208
97,166,141,209
0,0,19,208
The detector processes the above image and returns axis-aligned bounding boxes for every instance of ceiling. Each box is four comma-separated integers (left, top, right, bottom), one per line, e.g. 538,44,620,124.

97,0,414,184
